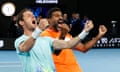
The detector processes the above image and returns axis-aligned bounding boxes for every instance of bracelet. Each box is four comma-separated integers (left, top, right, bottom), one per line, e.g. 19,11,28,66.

32,27,42,39
78,30,89,40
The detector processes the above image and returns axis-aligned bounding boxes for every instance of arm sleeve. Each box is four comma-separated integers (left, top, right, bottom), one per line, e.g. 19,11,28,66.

14,36,28,54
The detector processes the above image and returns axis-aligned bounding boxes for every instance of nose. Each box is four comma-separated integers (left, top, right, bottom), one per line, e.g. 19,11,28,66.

60,16,63,19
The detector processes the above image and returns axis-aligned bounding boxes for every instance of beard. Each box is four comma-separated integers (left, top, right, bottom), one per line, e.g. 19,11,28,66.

53,23,59,32
52,19,64,32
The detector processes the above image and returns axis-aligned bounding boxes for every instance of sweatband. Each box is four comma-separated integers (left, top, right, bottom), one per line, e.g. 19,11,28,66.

78,30,89,40
32,27,42,39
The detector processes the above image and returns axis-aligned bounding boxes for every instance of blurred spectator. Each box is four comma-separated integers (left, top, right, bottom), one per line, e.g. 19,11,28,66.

81,15,89,29
63,13,71,29
69,12,82,37
63,13,69,24
8,16,22,38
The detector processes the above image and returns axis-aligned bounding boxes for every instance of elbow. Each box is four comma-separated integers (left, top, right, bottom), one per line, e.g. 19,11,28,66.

78,48,88,53
76,46,89,53
82,46,89,53
19,46,30,52
81,49,88,53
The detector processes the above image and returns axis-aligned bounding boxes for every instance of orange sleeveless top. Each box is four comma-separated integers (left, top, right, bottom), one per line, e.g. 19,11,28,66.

41,28,83,72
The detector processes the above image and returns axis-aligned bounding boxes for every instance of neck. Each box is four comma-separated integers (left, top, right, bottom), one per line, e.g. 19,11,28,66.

23,28,33,36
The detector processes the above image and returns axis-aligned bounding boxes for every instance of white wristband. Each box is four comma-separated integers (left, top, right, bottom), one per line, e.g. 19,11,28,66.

78,30,89,40
32,27,42,39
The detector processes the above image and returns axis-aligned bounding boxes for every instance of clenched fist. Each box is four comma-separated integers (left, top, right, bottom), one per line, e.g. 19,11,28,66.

98,25,107,36
58,24,70,39
38,18,49,30
58,23,70,32
84,20,94,32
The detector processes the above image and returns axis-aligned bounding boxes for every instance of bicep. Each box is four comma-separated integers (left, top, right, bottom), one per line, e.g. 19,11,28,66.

18,41,25,51
15,39,25,53
74,42,88,52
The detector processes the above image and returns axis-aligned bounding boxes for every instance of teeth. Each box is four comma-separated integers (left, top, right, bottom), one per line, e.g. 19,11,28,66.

58,20,64,24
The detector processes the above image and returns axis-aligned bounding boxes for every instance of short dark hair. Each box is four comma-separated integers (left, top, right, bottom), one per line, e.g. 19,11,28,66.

16,8,31,29
47,7,62,18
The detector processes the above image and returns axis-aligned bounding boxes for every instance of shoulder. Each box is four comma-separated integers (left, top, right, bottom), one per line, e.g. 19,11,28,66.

15,35,28,42
40,29,51,36
66,33,72,38
14,35,28,48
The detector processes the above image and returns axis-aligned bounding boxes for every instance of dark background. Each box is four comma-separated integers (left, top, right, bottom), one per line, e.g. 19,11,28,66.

0,0,120,37
0,0,120,49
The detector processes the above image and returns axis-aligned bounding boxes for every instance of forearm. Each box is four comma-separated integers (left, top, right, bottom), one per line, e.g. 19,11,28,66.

53,30,89,50
53,36,81,49
68,30,89,48
66,36,81,48
19,27,42,52
84,34,103,50
75,25,107,52
19,37,35,52
59,29,68,40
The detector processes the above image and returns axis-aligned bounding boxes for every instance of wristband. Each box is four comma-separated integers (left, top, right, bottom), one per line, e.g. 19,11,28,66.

78,30,89,40
32,27,42,39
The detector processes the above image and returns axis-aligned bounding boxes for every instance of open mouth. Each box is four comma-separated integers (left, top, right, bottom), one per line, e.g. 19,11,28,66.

58,20,64,24
32,20,36,24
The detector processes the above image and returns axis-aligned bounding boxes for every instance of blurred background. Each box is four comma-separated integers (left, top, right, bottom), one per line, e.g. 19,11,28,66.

0,0,120,50
0,0,120,72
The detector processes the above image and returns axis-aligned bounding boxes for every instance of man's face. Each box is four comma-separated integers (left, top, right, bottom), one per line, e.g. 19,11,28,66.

50,11,63,30
72,13,76,18
75,13,80,19
63,13,68,20
22,11,37,31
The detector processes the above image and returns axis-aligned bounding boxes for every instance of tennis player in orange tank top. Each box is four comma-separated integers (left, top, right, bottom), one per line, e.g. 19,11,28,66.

40,7,107,72
41,28,83,72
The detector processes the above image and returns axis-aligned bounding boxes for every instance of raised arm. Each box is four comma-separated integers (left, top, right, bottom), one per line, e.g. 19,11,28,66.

19,19,49,52
53,20,94,50
75,25,107,53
